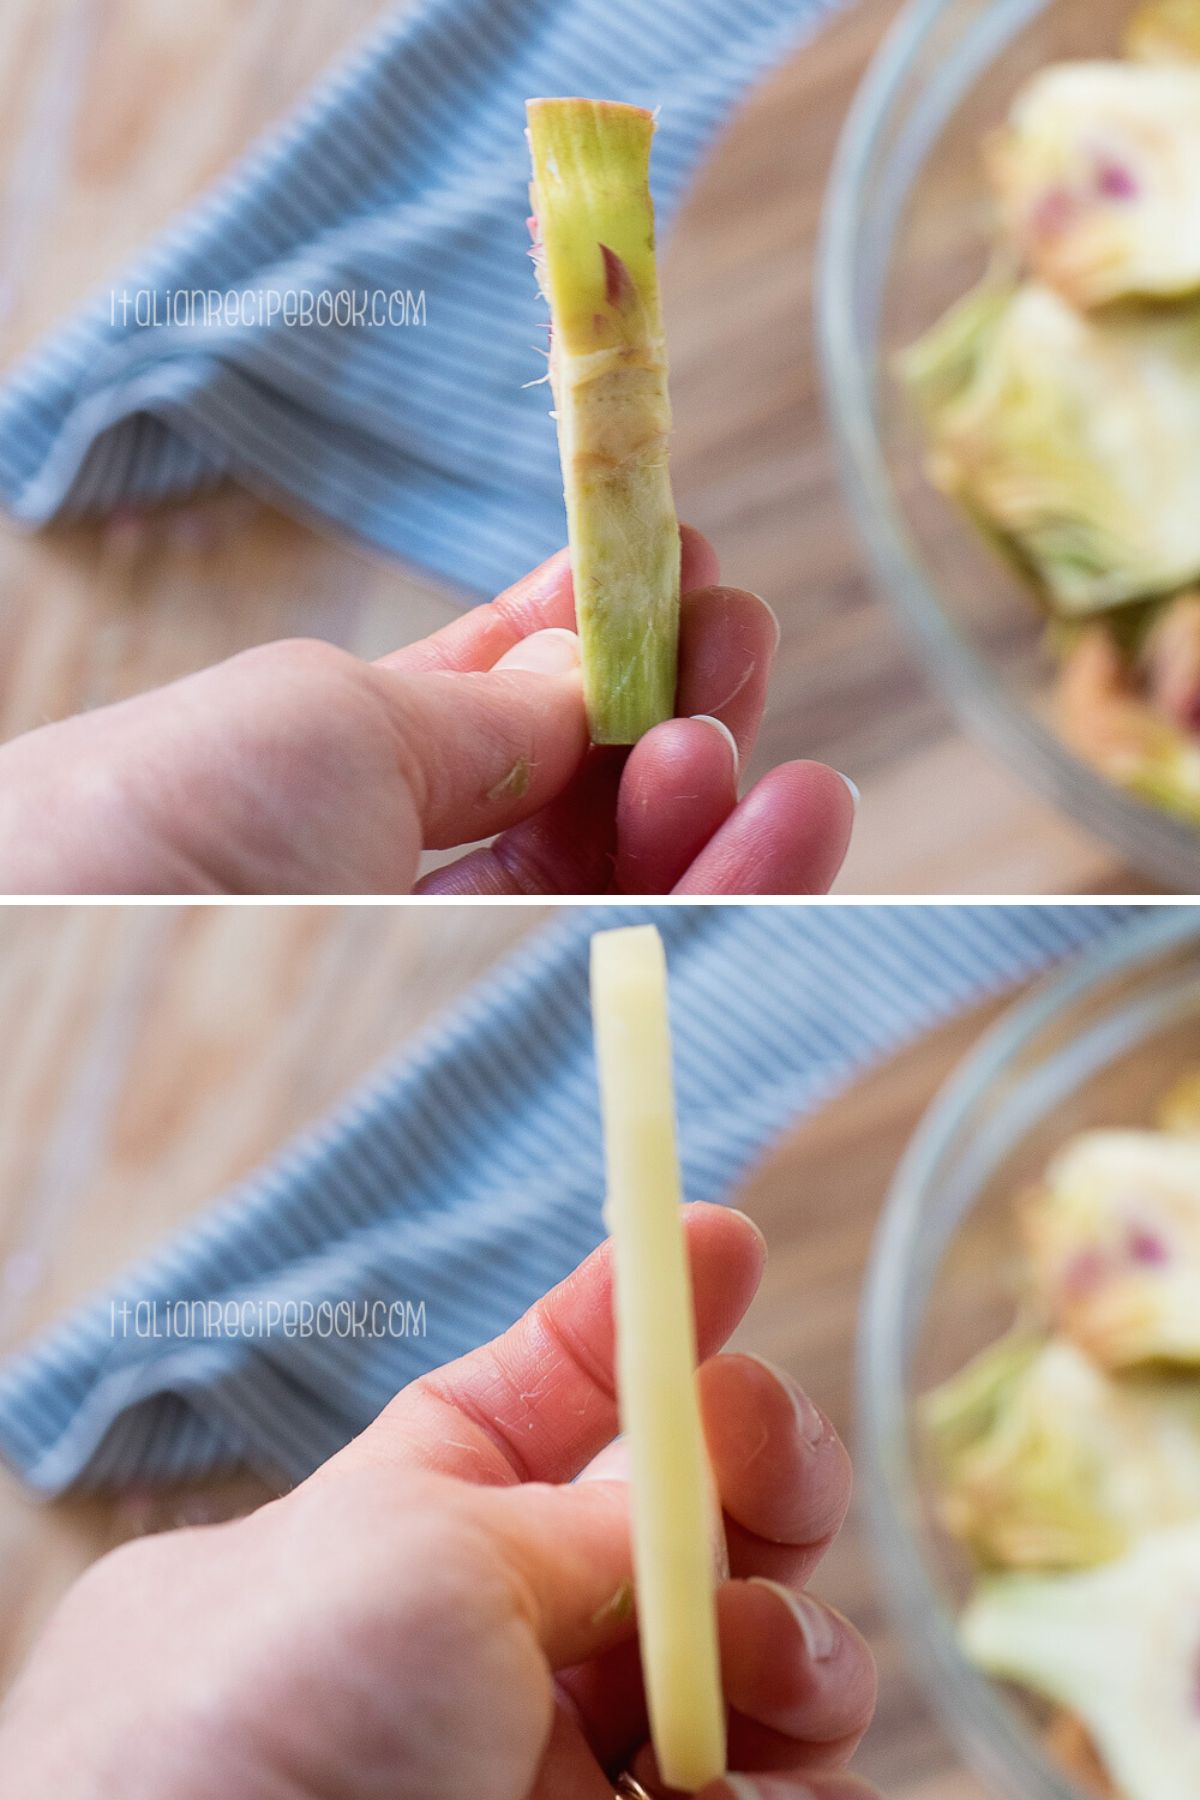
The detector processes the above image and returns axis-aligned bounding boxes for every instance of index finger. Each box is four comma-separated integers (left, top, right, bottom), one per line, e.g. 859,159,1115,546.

326,1203,765,1488
380,525,720,675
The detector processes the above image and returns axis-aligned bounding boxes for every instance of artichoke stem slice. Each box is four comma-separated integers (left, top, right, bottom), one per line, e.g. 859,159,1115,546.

527,97,679,745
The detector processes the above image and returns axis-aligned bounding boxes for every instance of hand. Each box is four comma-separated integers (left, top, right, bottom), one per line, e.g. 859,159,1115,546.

0,530,855,893
0,1207,878,1800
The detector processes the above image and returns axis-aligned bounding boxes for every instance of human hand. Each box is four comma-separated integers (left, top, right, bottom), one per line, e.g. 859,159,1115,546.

0,1206,877,1800
0,530,855,893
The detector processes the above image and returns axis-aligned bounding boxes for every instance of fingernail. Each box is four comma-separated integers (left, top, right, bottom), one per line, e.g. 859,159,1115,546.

727,1207,768,1257
495,627,581,675
713,1513,731,1584
744,590,782,654
835,770,860,809
690,713,739,781
710,1778,816,1800
713,1779,767,1800
740,1353,826,1447
590,1577,634,1627
748,1578,840,1662
578,1437,630,1483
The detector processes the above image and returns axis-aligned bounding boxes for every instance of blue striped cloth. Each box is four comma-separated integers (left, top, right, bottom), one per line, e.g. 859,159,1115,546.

0,0,840,598
0,905,1142,1498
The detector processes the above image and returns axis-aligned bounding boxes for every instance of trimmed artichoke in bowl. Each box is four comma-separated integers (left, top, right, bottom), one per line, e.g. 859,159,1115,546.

962,1524,1200,1800
901,279,1200,615
1124,0,1200,64
1056,619,1200,829
1020,1129,1200,1365
922,1083,1200,1798
987,61,1200,308
901,4,1200,829
924,1331,1200,1567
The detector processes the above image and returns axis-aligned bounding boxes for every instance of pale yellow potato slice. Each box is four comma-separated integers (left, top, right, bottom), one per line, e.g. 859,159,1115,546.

589,924,726,1793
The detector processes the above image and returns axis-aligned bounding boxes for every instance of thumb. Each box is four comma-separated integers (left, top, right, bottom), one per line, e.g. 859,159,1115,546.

465,1474,636,1670
372,628,588,848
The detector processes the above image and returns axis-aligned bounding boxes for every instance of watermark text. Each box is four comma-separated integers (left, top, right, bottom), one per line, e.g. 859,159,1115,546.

109,287,427,330
110,1297,428,1340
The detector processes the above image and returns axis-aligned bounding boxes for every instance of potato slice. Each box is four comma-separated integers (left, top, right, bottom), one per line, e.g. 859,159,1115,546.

589,924,725,1792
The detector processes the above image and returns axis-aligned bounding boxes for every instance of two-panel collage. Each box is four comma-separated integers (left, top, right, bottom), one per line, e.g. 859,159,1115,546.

8,3,1200,1799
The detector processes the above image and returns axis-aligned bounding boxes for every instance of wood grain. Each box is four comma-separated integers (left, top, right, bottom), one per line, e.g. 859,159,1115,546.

0,903,1011,1794
0,0,1143,894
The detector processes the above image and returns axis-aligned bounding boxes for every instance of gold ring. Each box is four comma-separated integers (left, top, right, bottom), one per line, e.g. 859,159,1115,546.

614,1777,654,1800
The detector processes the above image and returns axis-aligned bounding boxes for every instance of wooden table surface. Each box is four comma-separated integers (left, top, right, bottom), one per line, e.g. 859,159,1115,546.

0,0,1147,896
0,902,1032,1796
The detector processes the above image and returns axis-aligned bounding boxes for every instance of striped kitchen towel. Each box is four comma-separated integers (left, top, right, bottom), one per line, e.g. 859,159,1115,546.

0,903,1150,1498
0,0,841,599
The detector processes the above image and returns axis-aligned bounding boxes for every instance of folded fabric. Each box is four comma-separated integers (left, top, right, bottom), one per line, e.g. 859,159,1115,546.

0,0,841,599
0,903,1143,1498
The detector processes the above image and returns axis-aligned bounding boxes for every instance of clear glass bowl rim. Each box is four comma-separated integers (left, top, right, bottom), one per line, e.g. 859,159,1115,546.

814,0,1200,892
857,905,1200,1797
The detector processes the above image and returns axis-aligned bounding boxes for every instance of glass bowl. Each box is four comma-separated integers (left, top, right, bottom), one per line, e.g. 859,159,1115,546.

859,906,1200,1798
817,0,1200,891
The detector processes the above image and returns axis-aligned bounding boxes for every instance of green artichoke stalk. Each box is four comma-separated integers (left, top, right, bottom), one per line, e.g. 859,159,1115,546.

526,97,679,745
